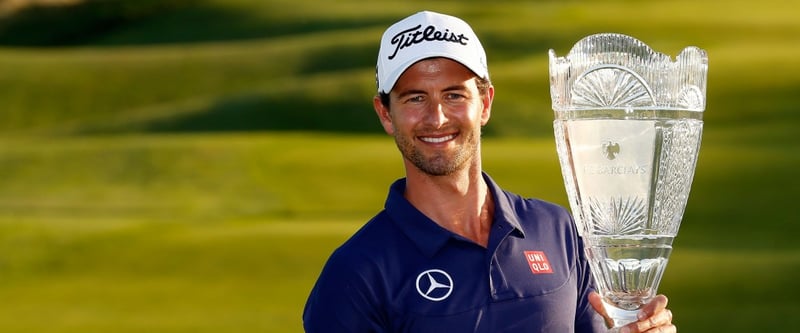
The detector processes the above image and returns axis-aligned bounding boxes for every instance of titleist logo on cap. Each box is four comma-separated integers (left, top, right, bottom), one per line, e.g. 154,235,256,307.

376,11,488,93
388,24,470,60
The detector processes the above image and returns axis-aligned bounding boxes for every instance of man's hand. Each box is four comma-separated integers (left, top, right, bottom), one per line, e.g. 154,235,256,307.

589,292,676,333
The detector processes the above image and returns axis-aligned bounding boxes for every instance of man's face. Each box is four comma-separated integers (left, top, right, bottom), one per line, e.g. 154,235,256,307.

374,58,493,176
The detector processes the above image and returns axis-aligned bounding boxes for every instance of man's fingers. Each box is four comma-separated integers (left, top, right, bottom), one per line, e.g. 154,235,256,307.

587,292,614,328
638,309,673,331
638,294,668,321
621,295,673,333
591,293,675,332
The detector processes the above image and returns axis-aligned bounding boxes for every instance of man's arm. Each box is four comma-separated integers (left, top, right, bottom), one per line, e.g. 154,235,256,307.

574,235,610,332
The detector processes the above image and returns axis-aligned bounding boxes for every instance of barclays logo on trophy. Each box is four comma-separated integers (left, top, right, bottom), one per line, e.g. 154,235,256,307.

548,33,708,330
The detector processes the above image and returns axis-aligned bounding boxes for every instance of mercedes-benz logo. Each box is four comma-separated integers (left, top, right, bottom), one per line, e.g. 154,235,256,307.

415,269,453,301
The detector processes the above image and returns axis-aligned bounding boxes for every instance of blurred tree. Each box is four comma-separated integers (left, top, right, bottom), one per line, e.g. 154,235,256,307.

0,0,194,46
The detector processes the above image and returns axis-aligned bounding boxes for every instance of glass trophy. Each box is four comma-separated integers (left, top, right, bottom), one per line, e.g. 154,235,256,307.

548,33,707,329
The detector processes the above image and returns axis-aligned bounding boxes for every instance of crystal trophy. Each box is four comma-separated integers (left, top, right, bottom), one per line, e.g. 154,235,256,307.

548,33,707,329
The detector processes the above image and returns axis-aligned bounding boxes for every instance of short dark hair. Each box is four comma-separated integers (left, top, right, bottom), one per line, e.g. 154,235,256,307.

378,76,492,108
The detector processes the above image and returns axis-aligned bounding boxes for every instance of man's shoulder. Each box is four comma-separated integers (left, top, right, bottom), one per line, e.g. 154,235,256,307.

500,189,572,218
326,210,401,266
483,173,571,220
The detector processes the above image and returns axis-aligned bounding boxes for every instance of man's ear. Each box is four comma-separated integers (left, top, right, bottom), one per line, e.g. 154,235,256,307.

480,85,495,126
373,95,395,135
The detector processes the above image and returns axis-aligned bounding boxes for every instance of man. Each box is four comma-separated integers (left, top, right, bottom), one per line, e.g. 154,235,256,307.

303,10,675,333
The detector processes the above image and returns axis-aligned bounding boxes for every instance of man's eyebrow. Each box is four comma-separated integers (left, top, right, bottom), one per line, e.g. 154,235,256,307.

396,89,427,100
442,84,468,92
395,84,470,99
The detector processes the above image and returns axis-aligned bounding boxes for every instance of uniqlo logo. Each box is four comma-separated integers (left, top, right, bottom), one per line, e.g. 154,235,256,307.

524,251,553,274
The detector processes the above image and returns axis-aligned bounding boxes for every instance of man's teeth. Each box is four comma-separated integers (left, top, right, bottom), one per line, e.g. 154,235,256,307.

420,134,456,143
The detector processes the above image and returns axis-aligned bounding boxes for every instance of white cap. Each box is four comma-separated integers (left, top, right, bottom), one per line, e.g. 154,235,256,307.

376,11,489,94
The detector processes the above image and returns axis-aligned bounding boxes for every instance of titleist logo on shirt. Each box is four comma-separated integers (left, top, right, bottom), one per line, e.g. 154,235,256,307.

387,24,470,60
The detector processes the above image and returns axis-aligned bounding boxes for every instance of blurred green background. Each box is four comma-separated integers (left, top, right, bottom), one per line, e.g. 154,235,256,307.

0,0,797,332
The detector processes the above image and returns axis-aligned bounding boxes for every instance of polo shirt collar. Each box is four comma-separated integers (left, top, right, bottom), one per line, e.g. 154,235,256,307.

384,172,526,258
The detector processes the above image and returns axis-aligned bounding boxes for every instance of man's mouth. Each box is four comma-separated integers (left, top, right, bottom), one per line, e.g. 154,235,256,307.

419,134,457,144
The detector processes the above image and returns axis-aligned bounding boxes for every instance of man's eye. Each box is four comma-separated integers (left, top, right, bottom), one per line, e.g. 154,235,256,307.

406,95,424,103
446,93,466,100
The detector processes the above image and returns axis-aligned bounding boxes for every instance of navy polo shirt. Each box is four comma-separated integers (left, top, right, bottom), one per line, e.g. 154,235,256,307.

303,173,606,332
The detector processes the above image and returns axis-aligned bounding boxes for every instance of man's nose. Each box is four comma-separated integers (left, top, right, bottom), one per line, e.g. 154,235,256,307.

423,102,448,128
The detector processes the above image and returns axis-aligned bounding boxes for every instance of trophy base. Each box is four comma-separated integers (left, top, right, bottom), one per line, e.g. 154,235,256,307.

602,299,640,330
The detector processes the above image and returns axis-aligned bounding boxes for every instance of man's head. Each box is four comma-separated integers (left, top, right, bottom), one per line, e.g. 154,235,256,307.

373,11,494,177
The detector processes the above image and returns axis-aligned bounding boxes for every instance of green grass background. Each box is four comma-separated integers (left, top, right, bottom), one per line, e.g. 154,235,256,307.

0,0,798,332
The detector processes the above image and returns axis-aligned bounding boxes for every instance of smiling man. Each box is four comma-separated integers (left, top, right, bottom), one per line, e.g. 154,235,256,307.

303,11,676,333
